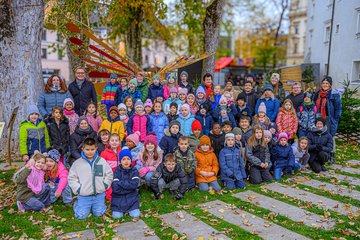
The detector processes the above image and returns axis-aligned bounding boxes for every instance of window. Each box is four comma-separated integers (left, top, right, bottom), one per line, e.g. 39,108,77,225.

57,33,63,42
324,24,331,43
145,55,149,64
41,48,47,59
335,24,339,33
293,43,298,54
293,22,299,35
351,60,360,84
356,11,360,35
41,30,46,41
164,56,167,64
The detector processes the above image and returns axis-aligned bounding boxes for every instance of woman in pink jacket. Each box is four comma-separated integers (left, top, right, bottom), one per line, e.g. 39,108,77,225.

276,99,298,144
45,149,72,205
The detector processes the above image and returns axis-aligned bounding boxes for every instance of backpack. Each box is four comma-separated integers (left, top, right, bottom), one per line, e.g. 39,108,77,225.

299,105,317,117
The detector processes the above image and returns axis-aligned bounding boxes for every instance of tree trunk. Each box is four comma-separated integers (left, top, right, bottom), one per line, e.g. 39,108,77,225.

66,39,83,81
272,0,288,68
125,7,142,68
202,0,226,76
0,0,45,155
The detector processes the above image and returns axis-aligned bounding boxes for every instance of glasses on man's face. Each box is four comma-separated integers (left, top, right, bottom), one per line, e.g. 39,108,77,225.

76,72,85,74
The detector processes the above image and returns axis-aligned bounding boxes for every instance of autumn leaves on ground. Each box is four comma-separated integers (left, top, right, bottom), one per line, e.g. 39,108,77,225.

0,141,359,239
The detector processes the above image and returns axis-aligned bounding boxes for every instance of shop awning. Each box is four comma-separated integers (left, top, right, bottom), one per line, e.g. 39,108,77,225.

215,57,233,72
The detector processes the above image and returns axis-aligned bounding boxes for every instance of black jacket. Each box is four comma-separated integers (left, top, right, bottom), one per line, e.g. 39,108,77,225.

209,132,225,158
307,126,333,153
46,117,70,155
159,129,182,156
68,79,97,115
237,90,259,115
68,126,98,165
179,82,194,94
286,92,304,111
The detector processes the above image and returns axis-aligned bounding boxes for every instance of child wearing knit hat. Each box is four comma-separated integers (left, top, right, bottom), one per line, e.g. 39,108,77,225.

159,120,183,156
127,100,151,142
63,98,79,135
143,99,153,115
120,78,143,103
117,103,129,127
195,136,221,192
162,87,182,115
272,132,295,180
99,106,125,142
176,104,196,137
163,73,179,100
178,87,188,103
111,148,141,219
101,73,120,115
125,131,144,162
195,104,213,136
297,91,319,138
195,86,212,112
188,120,203,153
179,70,194,94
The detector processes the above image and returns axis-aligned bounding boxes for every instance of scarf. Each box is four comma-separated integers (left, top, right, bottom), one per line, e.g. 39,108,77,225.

196,97,206,104
316,89,329,118
51,85,61,92
64,109,75,116
221,112,229,122
76,79,84,89
204,83,213,98
120,114,128,121
27,166,45,194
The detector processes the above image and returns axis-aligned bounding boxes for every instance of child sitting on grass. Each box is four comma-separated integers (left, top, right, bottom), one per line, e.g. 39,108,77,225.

292,136,310,171
272,132,295,180
68,138,113,219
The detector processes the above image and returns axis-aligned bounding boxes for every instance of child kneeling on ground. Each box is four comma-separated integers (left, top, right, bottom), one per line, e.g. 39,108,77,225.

272,132,295,180
68,138,113,219
111,148,140,219
150,153,188,200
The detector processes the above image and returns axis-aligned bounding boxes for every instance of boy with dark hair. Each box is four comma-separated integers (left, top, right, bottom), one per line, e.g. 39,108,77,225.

68,138,113,219
236,81,259,115
239,116,252,146
221,120,233,134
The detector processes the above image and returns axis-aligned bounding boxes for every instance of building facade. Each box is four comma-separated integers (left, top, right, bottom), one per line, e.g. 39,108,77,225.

286,0,308,65
304,0,360,88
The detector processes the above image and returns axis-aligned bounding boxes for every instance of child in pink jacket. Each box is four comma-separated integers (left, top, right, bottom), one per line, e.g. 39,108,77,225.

45,149,72,205
276,99,298,143
85,103,103,133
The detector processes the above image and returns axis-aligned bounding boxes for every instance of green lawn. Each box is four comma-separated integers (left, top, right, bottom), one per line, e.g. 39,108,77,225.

0,141,359,239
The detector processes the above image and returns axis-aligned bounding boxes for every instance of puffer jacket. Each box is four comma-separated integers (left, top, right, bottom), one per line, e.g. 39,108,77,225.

195,147,219,184
46,161,69,195
276,108,298,139
195,111,213,136
68,126,98,165
85,113,103,133
136,146,164,172
19,119,50,156
219,146,247,181
235,104,252,122
99,117,125,141
272,143,295,168
246,143,271,167
307,126,333,153
210,94,222,110
137,79,149,102
159,129,182,156
68,79,97,116
255,95,280,122
37,90,72,117
45,117,70,155
100,146,122,171
149,112,169,143
177,113,195,137
237,90,259,115
162,97,182,115
114,86,128,106
209,132,225,158
101,82,119,106
148,84,164,101
150,163,188,194
174,148,197,174
127,113,151,142
120,88,142,103
297,103,319,132
179,82,194,94
130,142,143,161
291,141,310,165
68,153,113,196
111,165,140,213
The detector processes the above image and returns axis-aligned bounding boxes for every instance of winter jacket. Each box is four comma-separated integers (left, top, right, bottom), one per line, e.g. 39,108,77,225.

235,104,252,122
219,146,247,181
291,142,310,165
100,146,122,171
209,132,225,158
159,129,182,156
195,147,219,184
45,117,70,155
285,92,304,111
150,163,187,194
68,79,97,116
246,143,271,167
136,146,164,172
68,126,98,165
85,113,103,133
307,126,333,153
149,112,169,142
137,79,149,102
68,153,113,196
148,84,164,102
237,90,259,115
111,165,140,213
120,88,142,103
174,148,197,174
255,95,280,122
272,143,295,168
188,134,202,153
127,113,151,142
179,82,194,94
273,81,286,103
210,94,222,110
37,90,72,117
167,113,178,123
313,89,342,136
163,97,182,115
114,86,128,106
101,82,120,106
297,103,319,133
99,118,125,141
130,142,143,161
196,99,212,113
15,168,34,203
64,111,79,135
212,104,238,122
176,113,195,137
218,112,237,129
240,127,252,146
47,161,69,195
19,119,50,156
195,112,213,136
276,108,298,139
163,84,179,100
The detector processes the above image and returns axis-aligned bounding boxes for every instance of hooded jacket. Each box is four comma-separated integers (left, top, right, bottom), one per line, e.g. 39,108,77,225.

148,84,164,101
297,102,319,132
276,108,298,139
307,126,333,153
195,111,213,136
176,113,195,137
137,78,149,102
114,86,128,106
99,117,125,141
237,90,259,115
255,94,280,122
272,143,295,168
127,113,151,142
195,147,219,184
159,129,182,156
19,119,50,156
68,126,98,165
219,146,247,182
209,132,225,158
162,97,182,115
101,82,120,106
68,79,97,115
149,112,169,142
100,146,122,171
120,88,142,103
45,117,70,155
136,146,164,172
174,148,197,174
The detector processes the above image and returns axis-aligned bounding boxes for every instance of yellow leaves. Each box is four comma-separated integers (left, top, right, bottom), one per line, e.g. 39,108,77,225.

144,229,156,237
323,211,331,218
242,219,252,226
172,233,186,240
248,195,257,199
218,209,225,213
264,212,278,220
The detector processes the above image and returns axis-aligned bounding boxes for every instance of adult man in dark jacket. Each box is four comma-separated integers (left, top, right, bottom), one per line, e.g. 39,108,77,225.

68,68,97,115
285,82,304,111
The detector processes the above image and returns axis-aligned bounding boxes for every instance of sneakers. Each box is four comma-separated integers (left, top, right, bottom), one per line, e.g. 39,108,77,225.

16,201,25,212
154,192,164,200
321,166,327,172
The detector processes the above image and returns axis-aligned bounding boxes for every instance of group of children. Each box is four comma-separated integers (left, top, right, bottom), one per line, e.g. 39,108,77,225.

15,71,335,220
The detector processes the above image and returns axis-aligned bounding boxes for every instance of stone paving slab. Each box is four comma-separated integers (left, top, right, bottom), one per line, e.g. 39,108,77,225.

113,220,159,240
330,165,360,175
347,160,360,165
264,183,359,216
201,200,310,240
303,171,360,186
161,210,230,240
234,191,336,230
0,162,23,170
300,179,360,201
58,229,96,240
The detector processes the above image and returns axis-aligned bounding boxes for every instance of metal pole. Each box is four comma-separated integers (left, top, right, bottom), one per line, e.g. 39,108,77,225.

326,0,336,76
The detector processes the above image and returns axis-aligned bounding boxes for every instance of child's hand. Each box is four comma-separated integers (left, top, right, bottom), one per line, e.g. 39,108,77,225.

49,181,55,187
23,155,29,162
199,171,208,177
25,159,35,168
54,191,61,198
270,128,276,134
263,163,269,169
139,167,150,177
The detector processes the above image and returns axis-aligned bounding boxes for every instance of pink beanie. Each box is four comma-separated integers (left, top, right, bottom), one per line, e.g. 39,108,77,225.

169,87,178,94
277,132,288,141
258,102,267,114
181,103,190,112
178,87,188,95
187,94,195,100
126,131,140,145
144,99,153,108
144,133,158,148
264,130,272,138
219,96,227,104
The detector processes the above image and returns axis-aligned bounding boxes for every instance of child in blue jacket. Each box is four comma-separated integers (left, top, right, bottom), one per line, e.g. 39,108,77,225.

272,132,295,180
195,104,213,136
148,74,164,102
219,133,246,189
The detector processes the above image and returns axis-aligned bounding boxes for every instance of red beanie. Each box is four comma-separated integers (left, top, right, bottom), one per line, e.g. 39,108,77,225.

144,133,158,148
192,120,202,132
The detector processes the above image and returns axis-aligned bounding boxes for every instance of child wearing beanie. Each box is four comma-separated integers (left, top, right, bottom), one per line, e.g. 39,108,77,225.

195,136,221,192
144,99,153,115
219,133,246,189
188,120,203,153
178,87,188,103
101,73,120,115
163,73,179,100
63,98,79,134
272,132,295,180
111,148,140,219
125,131,144,162
297,91,319,137
159,120,183,156
179,70,194,94
162,87,182,115
195,104,213,136
99,106,125,142
127,100,151,142
176,103,195,137
120,78,142,103
276,99,298,143
195,86,211,112
117,103,129,129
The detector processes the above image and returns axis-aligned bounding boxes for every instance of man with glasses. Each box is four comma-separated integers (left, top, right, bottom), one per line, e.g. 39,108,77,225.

285,82,304,111
68,68,97,115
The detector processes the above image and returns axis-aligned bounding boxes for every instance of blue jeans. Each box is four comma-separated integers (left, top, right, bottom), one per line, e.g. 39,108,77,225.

112,209,140,219
274,166,292,180
294,162,302,170
224,179,246,189
198,181,221,191
50,183,72,204
144,171,154,185
22,184,51,211
74,193,106,219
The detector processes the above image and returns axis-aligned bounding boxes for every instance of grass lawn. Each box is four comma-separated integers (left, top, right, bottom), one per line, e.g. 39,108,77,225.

0,140,359,239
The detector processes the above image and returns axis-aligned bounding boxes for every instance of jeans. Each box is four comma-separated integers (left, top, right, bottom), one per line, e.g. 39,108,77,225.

187,171,195,189
50,183,72,204
22,184,51,211
112,209,140,219
144,171,154,185
74,193,106,219
224,179,246,189
273,166,292,180
249,166,273,184
198,181,221,191
158,178,180,193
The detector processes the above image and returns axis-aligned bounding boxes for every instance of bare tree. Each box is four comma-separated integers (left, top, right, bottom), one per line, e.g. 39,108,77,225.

272,0,289,68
